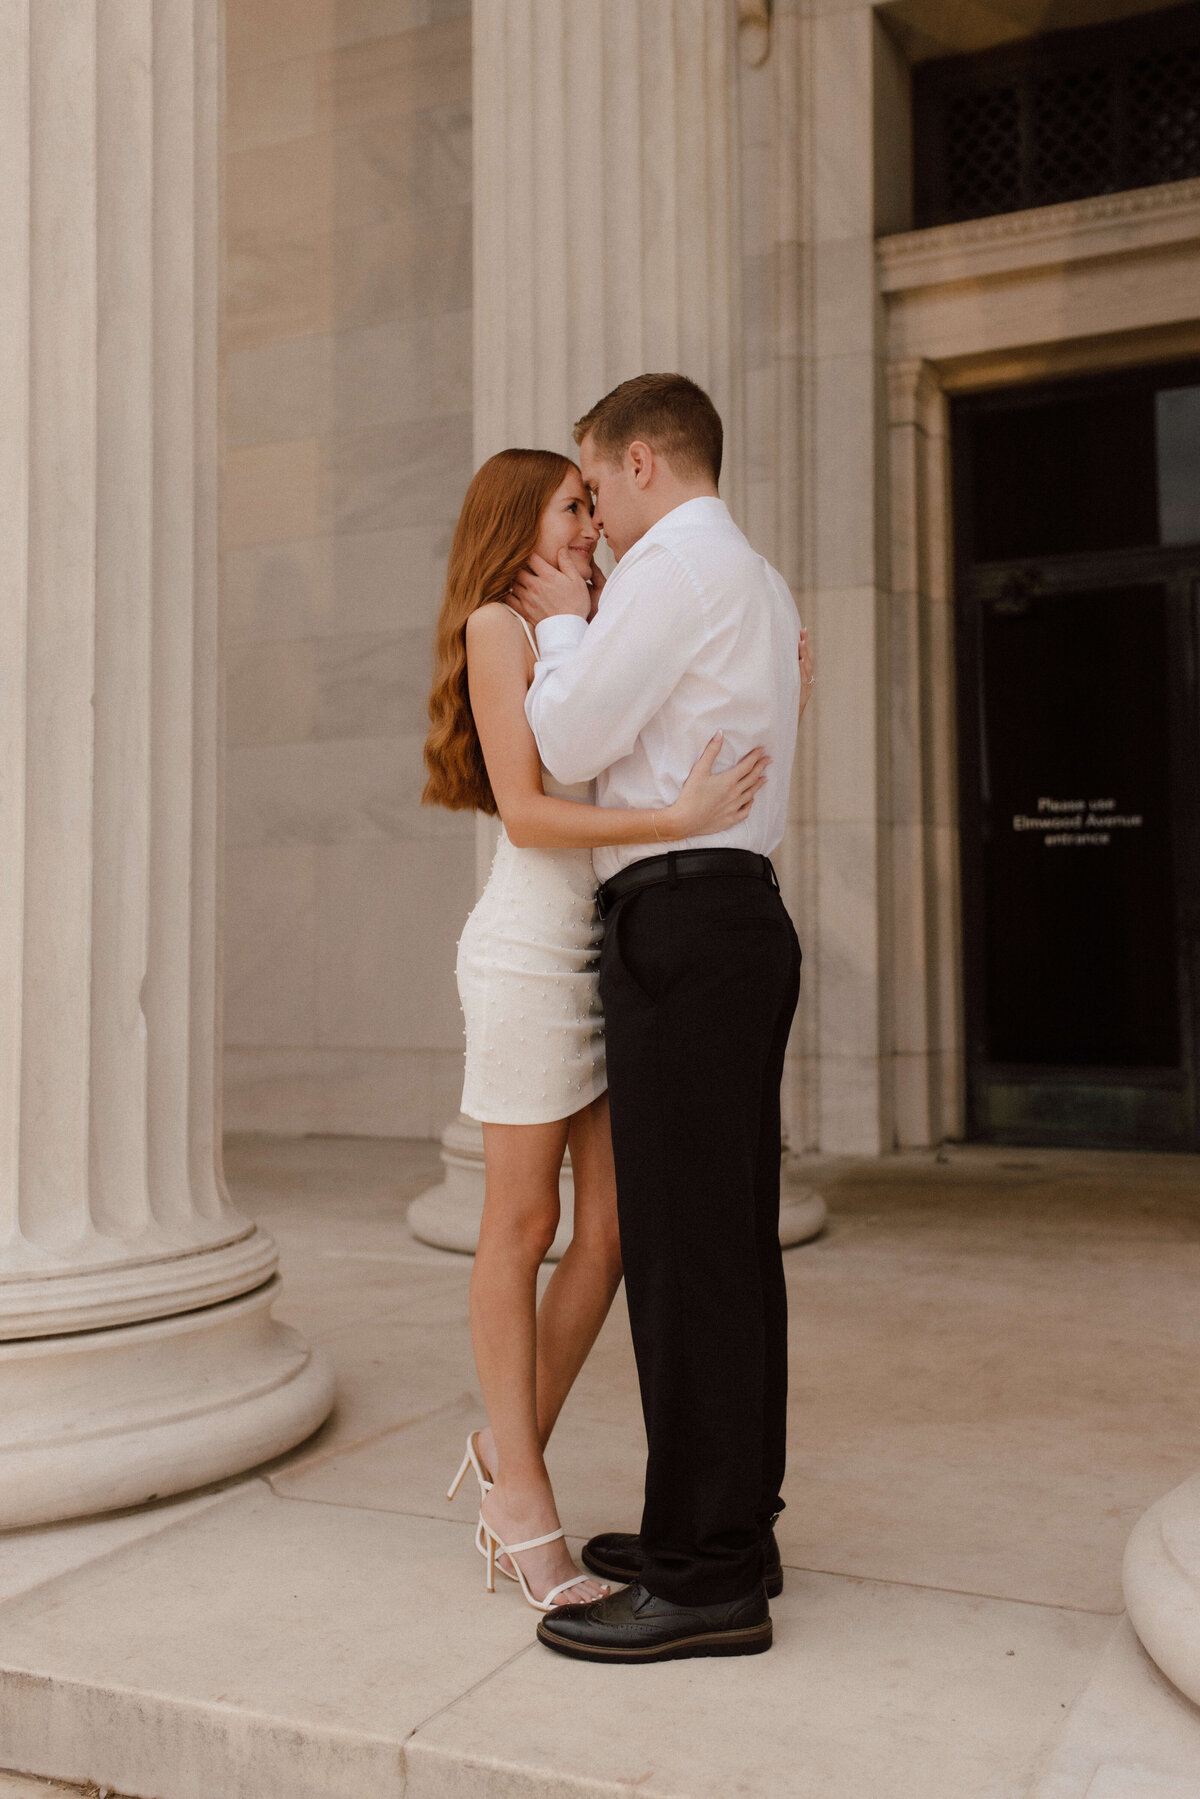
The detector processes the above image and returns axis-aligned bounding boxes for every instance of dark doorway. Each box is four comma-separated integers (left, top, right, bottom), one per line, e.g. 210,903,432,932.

953,360,1200,1148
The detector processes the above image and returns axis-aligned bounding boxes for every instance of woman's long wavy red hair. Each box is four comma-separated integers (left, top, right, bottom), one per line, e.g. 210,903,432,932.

423,448,573,814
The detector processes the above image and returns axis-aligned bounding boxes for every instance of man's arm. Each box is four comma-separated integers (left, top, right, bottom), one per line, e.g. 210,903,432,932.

522,545,703,786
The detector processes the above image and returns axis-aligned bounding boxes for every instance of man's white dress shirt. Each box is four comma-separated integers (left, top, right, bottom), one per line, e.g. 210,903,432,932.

525,496,801,885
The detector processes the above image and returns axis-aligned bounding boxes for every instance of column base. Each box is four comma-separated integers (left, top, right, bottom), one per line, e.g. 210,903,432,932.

0,1278,334,1531
1123,1470,1200,1707
779,1178,828,1245
407,1118,828,1257
0,1219,279,1337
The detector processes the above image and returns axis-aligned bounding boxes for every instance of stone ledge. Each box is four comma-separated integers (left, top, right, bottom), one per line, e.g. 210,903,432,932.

879,178,1200,293
0,1488,1109,1799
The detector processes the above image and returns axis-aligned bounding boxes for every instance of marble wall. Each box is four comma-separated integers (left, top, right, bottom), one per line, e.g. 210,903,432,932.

220,0,475,1136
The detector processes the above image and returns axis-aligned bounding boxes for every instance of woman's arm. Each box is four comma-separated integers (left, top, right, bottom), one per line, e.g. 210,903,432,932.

465,606,763,851
797,625,815,723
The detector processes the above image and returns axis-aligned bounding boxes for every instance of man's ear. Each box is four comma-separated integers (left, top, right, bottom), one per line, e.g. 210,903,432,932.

627,440,654,490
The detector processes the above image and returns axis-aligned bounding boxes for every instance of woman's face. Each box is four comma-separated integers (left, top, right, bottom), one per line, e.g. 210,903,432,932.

531,467,598,578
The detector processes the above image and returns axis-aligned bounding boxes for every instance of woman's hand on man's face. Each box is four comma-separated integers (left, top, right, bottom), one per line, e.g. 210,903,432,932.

510,550,592,625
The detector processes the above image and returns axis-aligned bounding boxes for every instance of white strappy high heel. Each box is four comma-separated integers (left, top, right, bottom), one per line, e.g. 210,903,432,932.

447,1431,519,1582
477,1513,603,1613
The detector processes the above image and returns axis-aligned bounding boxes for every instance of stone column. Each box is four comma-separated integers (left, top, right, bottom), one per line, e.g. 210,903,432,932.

0,0,334,1529
1124,1476,1200,1707
800,10,945,1155
408,0,824,1255
885,359,963,1146
469,0,745,507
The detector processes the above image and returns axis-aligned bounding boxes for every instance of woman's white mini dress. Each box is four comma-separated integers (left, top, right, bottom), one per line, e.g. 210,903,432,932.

456,607,608,1125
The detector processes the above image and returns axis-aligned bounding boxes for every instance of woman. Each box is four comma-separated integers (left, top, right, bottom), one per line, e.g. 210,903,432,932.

423,448,770,1611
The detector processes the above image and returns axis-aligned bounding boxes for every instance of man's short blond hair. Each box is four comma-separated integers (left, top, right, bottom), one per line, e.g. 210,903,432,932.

573,373,723,484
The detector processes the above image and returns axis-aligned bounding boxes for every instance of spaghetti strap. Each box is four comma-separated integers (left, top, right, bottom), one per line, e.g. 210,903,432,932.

500,602,539,660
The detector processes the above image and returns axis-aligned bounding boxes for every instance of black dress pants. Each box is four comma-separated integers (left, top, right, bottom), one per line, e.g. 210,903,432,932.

599,868,802,1607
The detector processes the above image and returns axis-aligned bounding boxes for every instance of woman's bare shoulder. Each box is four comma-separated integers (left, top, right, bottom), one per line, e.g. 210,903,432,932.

465,603,532,661
467,600,526,631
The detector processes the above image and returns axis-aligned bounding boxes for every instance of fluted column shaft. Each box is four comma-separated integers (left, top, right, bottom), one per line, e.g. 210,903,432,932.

0,0,332,1526
473,0,744,499
409,0,824,1256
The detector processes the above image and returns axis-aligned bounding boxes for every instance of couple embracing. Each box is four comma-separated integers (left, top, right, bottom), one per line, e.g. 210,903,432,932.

423,374,815,1664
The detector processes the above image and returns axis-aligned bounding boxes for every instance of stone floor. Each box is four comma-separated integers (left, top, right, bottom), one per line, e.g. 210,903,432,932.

3,1137,1200,1798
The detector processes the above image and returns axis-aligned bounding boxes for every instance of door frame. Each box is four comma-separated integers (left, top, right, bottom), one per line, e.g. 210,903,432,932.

877,162,1200,1150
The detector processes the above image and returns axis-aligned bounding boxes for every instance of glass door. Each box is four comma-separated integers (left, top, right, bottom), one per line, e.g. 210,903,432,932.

953,363,1200,1148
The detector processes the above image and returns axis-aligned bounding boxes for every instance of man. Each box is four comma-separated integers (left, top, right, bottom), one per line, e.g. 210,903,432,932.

513,373,811,1663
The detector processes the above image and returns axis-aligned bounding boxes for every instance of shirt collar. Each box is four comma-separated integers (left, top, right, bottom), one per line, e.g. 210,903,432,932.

613,496,731,571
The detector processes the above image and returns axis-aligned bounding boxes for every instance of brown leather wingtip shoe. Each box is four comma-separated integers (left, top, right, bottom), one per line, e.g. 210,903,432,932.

581,1529,785,1599
536,1580,773,1665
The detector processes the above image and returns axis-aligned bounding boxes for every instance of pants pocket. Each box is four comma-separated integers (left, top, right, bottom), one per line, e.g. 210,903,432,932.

603,893,662,1006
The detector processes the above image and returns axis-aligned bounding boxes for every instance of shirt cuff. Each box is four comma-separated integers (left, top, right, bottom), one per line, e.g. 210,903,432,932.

533,613,588,661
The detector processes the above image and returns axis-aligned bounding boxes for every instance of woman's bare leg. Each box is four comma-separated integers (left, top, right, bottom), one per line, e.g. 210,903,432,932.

471,1117,607,1603
534,1092,623,1443
475,1093,622,1459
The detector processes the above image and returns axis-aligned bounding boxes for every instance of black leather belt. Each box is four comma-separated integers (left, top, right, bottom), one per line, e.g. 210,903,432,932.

596,848,779,919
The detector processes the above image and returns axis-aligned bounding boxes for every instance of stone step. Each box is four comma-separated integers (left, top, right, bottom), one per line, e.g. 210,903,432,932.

0,1478,1115,1799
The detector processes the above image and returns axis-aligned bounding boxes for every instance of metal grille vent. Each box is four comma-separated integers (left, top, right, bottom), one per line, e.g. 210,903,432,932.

944,87,1021,218
1129,45,1200,184
914,3,1200,226
1033,66,1116,203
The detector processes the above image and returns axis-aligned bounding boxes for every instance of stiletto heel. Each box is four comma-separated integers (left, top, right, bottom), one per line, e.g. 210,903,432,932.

447,1444,473,1502
447,1432,518,1583
447,1430,492,1504
477,1513,605,1614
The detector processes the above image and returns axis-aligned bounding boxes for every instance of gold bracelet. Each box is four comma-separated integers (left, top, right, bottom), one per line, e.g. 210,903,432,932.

652,812,665,843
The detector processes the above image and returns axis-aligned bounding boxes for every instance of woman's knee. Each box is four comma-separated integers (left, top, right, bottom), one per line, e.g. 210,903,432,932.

518,1207,560,1263
481,1191,560,1265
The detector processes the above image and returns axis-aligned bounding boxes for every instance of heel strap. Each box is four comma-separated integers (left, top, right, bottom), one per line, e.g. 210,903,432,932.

467,1432,494,1492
